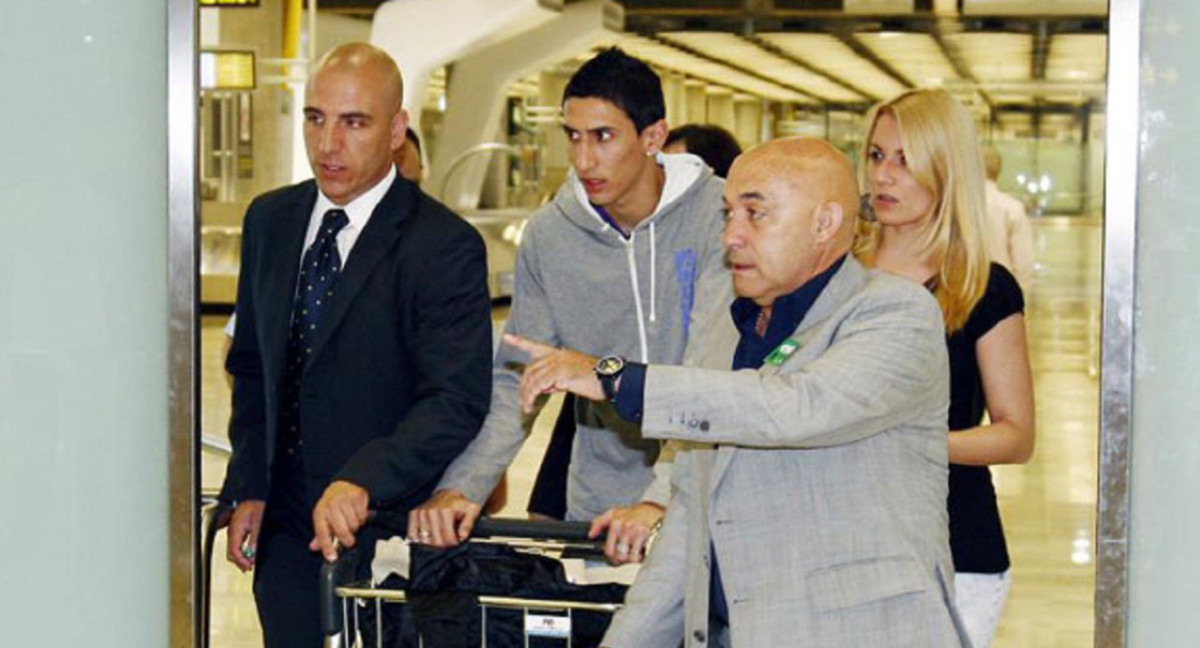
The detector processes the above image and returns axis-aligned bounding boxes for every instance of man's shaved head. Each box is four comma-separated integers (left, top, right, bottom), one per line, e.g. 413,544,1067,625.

311,43,404,113
732,138,860,247
304,43,408,206
722,138,860,305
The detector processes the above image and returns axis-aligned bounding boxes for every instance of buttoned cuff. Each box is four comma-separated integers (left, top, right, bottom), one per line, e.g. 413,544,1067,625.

613,362,647,422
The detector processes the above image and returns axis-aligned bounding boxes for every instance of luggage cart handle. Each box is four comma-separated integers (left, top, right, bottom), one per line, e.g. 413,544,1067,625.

200,497,234,648
365,510,603,543
319,541,362,642
472,517,596,543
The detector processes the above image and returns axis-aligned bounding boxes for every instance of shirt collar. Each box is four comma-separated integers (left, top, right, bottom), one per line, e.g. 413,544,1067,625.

570,157,668,236
731,254,847,340
313,165,396,232
592,205,627,238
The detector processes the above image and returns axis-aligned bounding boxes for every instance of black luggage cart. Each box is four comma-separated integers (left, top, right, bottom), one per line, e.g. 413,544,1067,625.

320,517,627,648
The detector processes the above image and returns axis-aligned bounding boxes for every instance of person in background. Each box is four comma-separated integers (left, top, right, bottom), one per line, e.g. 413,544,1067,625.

395,126,424,183
981,146,1036,295
219,43,492,647
507,137,967,648
407,47,730,565
858,87,1036,648
526,122,743,523
663,124,742,179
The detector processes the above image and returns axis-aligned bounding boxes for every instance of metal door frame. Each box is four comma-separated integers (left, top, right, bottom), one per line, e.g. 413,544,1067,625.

162,0,1144,645
168,0,199,646
1096,0,1141,646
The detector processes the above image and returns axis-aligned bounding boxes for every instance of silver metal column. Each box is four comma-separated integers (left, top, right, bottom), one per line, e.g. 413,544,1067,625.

168,0,200,645
1095,0,1141,646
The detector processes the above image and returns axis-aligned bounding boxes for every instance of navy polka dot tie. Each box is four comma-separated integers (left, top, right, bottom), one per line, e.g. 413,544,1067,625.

277,208,349,456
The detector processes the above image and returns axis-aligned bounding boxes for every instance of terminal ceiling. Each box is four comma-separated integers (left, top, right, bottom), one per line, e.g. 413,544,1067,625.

320,0,1110,134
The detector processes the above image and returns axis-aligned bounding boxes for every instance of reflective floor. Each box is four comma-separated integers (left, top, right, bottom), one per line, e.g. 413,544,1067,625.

992,217,1101,648
201,217,1101,647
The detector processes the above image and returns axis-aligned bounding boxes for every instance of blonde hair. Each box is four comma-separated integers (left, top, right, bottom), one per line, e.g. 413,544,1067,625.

854,88,991,333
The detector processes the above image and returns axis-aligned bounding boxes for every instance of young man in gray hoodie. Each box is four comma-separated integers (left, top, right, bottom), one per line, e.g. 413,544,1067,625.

408,48,730,562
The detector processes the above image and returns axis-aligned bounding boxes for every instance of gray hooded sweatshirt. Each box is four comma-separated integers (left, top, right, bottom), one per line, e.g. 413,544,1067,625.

437,153,731,521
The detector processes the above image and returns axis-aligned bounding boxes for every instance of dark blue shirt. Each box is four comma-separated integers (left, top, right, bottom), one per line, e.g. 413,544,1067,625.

729,255,846,371
594,204,630,239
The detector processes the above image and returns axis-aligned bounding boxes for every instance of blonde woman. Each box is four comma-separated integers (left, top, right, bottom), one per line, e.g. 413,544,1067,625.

856,87,1036,648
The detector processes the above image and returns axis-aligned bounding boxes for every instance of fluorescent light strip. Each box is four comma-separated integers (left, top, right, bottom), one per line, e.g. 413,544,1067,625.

944,32,1033,82
758,32,909,101
1046,34,1107,82
857,32,961,87
617,35,812,104
659,32,865,103
962,0,1107,16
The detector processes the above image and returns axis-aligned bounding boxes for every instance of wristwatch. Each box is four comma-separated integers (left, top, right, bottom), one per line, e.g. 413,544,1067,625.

594,355,627,401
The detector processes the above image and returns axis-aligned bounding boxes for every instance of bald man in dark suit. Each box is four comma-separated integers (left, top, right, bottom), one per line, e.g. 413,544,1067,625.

218,43,492,647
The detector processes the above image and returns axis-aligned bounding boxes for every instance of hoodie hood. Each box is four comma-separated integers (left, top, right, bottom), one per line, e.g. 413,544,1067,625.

560,152,712,240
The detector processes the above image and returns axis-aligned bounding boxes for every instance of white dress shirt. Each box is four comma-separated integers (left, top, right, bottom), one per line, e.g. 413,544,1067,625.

302,165,397,271
223,167,400,340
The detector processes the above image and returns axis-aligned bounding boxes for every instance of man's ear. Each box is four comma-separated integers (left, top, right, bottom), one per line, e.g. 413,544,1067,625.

640,119,668,156
390,108,410,153
812,202,845,244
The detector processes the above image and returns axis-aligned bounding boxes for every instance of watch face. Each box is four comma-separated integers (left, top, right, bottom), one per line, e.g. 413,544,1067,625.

597,356,624,376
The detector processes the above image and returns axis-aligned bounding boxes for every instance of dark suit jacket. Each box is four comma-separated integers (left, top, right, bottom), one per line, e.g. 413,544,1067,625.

218,177,492,516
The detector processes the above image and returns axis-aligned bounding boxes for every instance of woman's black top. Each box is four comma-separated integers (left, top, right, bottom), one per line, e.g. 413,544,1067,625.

945,263,1025,574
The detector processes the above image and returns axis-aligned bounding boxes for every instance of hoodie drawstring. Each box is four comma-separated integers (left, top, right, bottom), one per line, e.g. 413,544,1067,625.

649,222,657,323
626,230,650,363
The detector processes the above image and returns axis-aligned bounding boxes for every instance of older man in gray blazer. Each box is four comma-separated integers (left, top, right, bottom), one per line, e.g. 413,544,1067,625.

507,138,967,648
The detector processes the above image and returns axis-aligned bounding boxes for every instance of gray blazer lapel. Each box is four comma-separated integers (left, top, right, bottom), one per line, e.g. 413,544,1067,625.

709,445,737,499
306,179,412,367
710,257,869,482
692,311,739,371
801,255,867,332
758,256,868,378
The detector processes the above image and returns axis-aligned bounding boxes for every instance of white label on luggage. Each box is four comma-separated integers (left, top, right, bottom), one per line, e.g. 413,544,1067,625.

561,558,588,585
525,614,571,638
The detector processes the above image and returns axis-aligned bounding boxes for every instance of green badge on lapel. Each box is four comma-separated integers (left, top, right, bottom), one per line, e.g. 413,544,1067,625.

764,338,802,366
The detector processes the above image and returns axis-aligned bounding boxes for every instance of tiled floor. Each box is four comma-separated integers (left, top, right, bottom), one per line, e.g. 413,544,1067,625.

991,218,1101,648
201,218,1101,647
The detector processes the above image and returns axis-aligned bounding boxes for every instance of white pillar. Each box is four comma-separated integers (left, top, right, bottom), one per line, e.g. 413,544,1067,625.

663,72,687,128
1125,0,1200,644
706,89,735,132
539,70,573,189
428,0,622,209
370,0,566,140
733,95,763,149
685,81,708,124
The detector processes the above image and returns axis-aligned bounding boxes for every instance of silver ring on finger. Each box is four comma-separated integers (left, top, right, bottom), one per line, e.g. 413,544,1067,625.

616,542,630,556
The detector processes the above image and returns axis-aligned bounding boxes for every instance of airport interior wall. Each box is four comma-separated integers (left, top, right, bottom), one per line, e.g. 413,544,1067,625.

0,1,170,644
